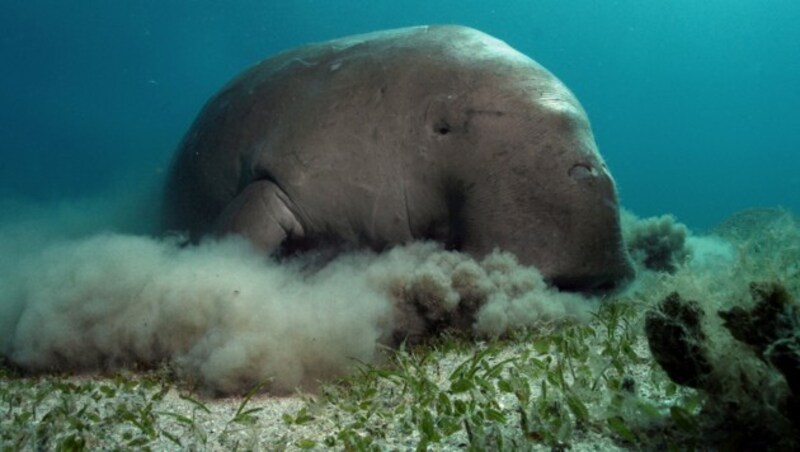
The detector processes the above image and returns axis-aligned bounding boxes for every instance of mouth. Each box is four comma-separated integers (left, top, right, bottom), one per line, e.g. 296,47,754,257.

548,261,636,295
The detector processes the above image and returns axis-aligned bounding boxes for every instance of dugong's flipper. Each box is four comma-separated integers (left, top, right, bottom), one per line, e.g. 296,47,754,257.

214,180,305,253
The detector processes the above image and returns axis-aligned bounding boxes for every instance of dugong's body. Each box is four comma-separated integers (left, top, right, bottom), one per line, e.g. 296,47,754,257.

163,25,634,291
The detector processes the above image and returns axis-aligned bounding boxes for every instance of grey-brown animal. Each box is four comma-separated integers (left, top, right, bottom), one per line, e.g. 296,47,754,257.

162,25,634,292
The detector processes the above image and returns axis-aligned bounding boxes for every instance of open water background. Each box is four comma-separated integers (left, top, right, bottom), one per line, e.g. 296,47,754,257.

1,0,798,229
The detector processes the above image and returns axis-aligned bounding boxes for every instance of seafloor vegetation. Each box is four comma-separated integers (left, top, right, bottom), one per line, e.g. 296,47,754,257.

1,207,798,450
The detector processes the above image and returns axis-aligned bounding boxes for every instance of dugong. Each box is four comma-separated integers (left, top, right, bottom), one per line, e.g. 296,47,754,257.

162,25,634,292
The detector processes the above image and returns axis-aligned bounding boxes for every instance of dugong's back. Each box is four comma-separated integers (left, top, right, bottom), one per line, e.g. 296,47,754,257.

165,26,472,238
163,25,554,241
163,25,635,290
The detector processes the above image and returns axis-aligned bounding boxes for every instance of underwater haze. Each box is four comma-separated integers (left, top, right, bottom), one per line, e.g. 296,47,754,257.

1,1,799,395
1,0,798,229
3,4,800,448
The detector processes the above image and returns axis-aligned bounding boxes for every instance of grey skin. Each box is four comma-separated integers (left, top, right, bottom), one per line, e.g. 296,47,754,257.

162,25,634,292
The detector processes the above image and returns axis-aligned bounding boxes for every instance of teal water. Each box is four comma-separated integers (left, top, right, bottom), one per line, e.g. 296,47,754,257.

1,0,798,230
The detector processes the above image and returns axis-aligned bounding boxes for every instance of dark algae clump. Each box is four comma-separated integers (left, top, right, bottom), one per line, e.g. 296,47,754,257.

646,282,800,449
645,292,714,389
719,282,800,429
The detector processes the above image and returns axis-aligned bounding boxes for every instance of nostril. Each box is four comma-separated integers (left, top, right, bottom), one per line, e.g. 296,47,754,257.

568,163,597,181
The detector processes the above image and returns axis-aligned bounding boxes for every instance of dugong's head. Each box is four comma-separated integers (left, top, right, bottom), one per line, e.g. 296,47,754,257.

415,27,634,291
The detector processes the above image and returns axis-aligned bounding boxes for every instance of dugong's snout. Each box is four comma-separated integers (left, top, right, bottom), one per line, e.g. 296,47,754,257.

544,223,635,293
549,162,635,293
548,249,635,294
541,209,635,293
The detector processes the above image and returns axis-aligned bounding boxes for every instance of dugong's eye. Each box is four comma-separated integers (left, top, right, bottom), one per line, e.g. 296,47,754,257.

434,119,451,136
